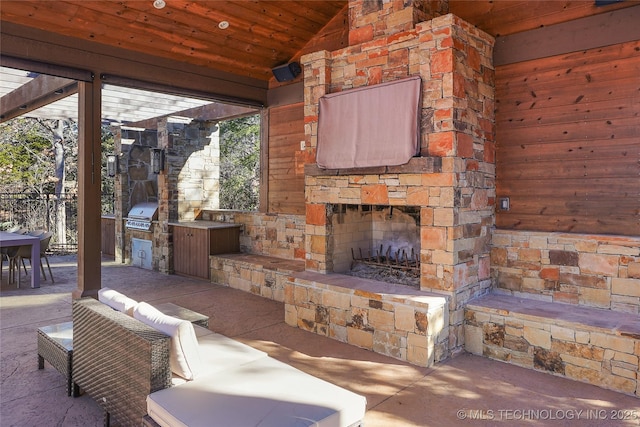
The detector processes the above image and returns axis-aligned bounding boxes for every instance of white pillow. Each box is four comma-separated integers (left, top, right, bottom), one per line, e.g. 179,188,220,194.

133,302,202,380
98,287,138,316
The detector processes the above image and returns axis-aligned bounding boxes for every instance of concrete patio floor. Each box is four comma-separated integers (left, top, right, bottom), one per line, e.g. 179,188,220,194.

1,255,638,427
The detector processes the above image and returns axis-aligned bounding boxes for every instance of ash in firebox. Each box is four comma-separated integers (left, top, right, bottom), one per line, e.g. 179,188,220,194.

349,262,420,288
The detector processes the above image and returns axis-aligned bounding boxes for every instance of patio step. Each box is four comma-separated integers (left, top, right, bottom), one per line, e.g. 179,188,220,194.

210,253,304,302
464,293,639,397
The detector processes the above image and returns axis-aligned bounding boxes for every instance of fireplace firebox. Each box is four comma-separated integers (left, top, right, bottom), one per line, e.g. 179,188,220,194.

329,204,421,287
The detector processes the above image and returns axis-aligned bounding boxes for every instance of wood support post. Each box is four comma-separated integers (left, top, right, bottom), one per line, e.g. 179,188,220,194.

73,79,102,300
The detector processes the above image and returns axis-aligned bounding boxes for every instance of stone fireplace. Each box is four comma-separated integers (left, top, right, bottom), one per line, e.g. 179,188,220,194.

289,1,496,365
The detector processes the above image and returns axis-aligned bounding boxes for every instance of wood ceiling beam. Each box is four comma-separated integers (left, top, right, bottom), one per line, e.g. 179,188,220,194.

0,74,77,122
0,22,268,105
124,102,259,130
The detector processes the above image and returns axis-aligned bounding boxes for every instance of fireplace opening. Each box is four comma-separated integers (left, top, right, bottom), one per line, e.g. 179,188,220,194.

330,204,421,288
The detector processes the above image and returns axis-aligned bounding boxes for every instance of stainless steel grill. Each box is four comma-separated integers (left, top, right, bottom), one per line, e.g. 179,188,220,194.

125,202,158,231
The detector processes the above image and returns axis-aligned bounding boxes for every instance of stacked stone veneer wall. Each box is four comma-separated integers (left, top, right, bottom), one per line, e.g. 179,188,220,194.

473,229,640,396
152,119,220,273
202,211,305,303
211,254,305,302
465,295,639,397
492,230,640,314
200,209,306,302
284,272,450,367
200,210,305,260
301,13,495,357
170,121,220,221
112,126,160,265
111,124,126,263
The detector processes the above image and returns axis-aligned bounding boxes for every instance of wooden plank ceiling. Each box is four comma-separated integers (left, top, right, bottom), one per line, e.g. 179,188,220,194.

2,1,633,82
0,0,636,123
0,0,348,82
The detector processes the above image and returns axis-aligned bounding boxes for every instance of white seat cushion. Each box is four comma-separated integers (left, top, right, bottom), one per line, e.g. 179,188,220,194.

147,357,366,427
133,302,202,380
97,287,138,316
195,326,268,377
170,326,268,385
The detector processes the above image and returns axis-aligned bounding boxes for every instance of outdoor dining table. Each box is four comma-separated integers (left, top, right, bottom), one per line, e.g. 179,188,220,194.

0,231,40,288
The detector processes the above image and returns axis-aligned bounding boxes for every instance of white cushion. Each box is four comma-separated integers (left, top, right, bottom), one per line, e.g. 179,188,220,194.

170,326,268,386
147,357,367,427
133,302,202,380
98,288,138,316
195,327,268,377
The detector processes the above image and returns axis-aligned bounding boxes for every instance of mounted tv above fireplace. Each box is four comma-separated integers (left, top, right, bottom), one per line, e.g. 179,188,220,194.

316,75,422,169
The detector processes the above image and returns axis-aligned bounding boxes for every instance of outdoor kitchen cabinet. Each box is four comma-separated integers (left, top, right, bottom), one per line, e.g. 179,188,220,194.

171,222,240,280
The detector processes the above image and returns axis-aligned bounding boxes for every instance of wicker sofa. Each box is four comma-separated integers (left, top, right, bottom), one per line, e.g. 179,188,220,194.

72,297,366,427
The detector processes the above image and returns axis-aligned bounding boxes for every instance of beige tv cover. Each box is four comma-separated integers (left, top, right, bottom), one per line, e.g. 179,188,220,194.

317,75,421,169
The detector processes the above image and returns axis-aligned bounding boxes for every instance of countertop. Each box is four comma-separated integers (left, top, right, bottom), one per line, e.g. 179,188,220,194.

168,220,242,229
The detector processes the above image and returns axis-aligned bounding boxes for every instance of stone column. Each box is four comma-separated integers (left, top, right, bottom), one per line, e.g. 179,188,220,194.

156,118,174,274
172,120,221,220
301,50,333,273
416,15,495,355
111,125,128,264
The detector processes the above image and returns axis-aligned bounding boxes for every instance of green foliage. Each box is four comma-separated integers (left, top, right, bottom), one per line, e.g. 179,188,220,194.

219,115,260,211
0,118,118,201
1,114,259,215
0,118,59,193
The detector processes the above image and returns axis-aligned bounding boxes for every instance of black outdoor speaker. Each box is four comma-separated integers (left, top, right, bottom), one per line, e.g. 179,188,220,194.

272,62,302,82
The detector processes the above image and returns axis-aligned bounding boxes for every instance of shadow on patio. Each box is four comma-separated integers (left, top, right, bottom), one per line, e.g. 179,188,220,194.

1,255,638,426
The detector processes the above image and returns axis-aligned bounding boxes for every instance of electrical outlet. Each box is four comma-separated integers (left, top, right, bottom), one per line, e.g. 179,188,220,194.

300,140,306,150
499,197,510,211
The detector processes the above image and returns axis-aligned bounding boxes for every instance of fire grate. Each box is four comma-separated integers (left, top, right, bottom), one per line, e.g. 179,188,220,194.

349,245,420,288
350,245,420,272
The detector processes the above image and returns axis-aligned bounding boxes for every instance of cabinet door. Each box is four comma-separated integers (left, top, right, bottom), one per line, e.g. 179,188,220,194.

173,226,210,280
189,228,210,279
173,226,191,276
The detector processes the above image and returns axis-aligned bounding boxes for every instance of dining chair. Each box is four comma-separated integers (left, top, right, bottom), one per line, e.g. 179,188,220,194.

2,226,27,284
6,245,22,287
11,231,54,287
1,248,8,282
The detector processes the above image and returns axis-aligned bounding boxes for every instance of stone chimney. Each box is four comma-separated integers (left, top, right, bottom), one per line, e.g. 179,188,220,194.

349,0,449,45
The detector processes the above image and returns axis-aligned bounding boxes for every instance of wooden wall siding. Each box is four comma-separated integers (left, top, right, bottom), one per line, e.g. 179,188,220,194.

268,103,306,214
449,0,636,37
495,40,640,236
493,5,640,66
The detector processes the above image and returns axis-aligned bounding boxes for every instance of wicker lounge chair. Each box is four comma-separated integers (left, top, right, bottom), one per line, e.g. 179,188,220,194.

73,298,171,426
72,297,367,427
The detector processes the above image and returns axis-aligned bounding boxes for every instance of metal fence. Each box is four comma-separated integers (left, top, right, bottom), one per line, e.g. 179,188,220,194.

0,192,114,253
